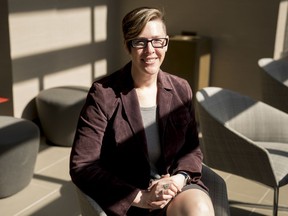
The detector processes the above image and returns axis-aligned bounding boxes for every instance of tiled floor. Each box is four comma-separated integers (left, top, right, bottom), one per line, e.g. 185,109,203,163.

1,137,288,216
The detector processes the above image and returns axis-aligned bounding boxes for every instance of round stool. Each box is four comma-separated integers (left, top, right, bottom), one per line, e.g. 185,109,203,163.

0,116,40,198
36,86,89,147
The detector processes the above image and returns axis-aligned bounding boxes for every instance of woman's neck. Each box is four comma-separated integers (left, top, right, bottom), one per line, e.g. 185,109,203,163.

132,70,157,89
131,65,159,107
135,85,157,108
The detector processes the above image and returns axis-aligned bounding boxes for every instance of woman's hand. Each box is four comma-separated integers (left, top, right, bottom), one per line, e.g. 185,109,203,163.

132,188,172,209
133,174,185,209
149,174,186,194
169,173,187,191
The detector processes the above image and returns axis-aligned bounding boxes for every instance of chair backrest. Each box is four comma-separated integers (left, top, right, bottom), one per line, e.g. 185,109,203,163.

201,164,230,216
258,57,288,113
197,87,288,143
196,87,279,187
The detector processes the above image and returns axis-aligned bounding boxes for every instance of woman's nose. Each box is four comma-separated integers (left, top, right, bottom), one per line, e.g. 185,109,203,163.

144,41,155,53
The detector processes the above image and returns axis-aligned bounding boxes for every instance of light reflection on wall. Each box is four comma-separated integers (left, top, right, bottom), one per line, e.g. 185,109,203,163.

9,8,92,58
94,5,107,42
274,1,288,59
44,65,93,89
94,59,107,80
9,5,108,118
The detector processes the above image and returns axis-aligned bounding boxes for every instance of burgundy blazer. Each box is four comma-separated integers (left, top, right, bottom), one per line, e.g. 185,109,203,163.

70,62,204,216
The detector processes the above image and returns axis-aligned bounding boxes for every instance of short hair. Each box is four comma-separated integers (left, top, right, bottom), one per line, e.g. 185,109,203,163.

122,7,167,51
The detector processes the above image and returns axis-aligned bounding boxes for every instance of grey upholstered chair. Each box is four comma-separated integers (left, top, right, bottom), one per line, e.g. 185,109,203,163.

36,86,89,147
196,87,288,216
0,116,40,198
75,164,230,216
258,57,288,113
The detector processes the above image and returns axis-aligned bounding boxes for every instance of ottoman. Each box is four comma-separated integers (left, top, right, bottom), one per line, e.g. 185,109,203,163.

36,86,89,147
0,116,40,198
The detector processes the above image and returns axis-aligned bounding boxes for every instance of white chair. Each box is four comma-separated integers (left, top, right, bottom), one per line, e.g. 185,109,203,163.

196,87,288,216
258,57,288,113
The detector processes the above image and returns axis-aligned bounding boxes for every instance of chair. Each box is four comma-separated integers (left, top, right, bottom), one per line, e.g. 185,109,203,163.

196,87,288,216
258,57,288,113
0,116,40,197
36,86,88,147
75,164,230,216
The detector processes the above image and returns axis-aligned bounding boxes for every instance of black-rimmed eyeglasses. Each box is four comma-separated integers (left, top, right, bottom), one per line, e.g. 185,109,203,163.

129,38,168,48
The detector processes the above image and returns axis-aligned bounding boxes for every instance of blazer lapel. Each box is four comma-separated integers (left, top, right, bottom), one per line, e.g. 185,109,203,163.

157,87,173,136
119,64,148,155
118,67,175,163
121,89,144,135
157,72,173,151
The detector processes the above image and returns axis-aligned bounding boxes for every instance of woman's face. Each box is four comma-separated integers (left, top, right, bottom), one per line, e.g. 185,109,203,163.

129,19,168,77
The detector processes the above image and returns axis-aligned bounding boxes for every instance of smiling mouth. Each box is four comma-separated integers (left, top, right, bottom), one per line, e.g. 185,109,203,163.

143,58,157,64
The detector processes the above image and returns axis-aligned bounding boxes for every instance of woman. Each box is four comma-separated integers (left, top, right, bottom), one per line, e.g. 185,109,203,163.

70,6,215,216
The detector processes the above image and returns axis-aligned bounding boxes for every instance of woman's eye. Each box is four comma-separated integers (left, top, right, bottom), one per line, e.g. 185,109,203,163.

136,40,145,45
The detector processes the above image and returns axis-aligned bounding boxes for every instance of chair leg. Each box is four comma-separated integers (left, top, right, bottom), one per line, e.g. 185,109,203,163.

273,186,279,216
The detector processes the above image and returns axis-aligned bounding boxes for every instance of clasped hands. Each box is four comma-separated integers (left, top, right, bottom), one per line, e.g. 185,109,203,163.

133,173,186,210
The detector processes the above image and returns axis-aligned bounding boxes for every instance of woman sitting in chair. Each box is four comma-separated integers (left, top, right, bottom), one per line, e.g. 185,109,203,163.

70,6,214,216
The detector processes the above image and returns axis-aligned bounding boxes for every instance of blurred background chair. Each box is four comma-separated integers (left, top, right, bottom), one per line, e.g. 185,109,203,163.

0,116,40,198
196,87,288,216
36,86,88,147
74,164,230,216
258,57,288,113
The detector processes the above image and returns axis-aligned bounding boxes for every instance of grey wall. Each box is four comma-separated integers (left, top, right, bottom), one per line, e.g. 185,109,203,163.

0,0,13,115
8,0,123,118
3,0,282,118
120,0,280,100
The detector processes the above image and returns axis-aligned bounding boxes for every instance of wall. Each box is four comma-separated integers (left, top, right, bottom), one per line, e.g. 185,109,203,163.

0,0,13,115
5,0,283,118
8,0,122,118
275,0,288,58
121,0,281,100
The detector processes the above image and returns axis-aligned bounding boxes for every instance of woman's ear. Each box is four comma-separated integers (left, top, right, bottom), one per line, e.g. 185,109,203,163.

164,36,169,52
124,41,131,54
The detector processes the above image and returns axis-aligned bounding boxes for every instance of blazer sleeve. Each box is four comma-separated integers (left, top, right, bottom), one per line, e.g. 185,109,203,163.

159,77,204,187
69,83,139,216
177,80,203,181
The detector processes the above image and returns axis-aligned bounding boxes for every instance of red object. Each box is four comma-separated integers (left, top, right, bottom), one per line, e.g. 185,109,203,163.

0,97,9,103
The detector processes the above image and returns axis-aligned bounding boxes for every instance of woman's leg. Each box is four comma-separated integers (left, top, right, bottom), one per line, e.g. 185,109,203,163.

166,188,215,216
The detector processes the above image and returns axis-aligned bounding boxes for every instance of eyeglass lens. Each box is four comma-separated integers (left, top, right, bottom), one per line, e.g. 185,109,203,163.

131,38,168,48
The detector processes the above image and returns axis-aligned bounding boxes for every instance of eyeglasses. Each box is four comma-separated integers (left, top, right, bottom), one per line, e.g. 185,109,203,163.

129,38,168,48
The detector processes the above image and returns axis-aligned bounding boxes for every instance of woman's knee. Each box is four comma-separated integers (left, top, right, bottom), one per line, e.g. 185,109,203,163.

193,200,213,215
167,189,214,216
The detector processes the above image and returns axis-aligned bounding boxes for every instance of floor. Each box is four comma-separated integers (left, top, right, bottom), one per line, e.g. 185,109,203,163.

1,137,288,216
